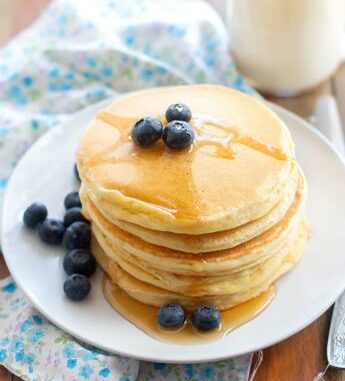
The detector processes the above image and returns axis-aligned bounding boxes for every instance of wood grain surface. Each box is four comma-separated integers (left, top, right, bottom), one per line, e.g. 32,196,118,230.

0,1,345,380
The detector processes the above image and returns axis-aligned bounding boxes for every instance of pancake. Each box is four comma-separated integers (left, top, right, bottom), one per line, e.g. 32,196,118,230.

92,217,309,310
79,163,298,253
77,84,310,333
93,215,306,296
77,84,296,234
82,170,306,276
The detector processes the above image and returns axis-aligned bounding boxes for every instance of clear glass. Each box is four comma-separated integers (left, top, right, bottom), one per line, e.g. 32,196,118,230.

227,0,345,96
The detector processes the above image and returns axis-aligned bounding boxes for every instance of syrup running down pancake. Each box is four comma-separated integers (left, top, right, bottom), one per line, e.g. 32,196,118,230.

77,84,309,342
78,85,295,234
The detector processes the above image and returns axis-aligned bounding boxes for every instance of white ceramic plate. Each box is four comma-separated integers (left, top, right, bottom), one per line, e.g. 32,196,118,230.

2,98,345,363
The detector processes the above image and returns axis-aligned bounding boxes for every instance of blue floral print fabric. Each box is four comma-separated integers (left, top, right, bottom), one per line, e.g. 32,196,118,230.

0,277,252,380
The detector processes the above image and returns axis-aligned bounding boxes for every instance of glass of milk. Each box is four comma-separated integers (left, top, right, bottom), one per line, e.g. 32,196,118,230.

227,0,345,96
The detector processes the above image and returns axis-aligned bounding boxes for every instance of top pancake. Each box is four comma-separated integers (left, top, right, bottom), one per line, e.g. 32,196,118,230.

77,84,295,234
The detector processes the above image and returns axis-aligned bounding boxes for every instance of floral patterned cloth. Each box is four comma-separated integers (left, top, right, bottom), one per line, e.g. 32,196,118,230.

0,277,139,381
0,0,257,379
0,277,252,381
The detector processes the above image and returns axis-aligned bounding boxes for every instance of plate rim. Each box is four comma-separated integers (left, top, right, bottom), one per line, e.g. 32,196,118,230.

2,97,345,363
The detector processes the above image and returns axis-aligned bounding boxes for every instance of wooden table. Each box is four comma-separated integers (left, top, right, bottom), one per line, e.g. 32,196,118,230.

1,1,345,380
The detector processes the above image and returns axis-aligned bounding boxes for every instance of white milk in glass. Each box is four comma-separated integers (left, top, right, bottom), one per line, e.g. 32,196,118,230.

228,0,345,95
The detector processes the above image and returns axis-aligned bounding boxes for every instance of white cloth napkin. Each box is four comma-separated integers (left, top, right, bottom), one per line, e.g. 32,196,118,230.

0,0,257,380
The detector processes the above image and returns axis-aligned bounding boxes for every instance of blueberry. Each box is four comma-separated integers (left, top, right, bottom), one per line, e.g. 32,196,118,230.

191,304,221,331
163,121,195,149
74,163,80,182
64,191,81,209
63,274,91,301
157,303,186,329
131,116,163,147
165,103,192,123
62,221,91,250
23,202,48,228
38,218,65,245
64,207,88,227
63,249,96,277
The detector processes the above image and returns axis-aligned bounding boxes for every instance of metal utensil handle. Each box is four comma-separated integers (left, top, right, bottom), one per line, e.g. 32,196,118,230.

328,292,345,368
318,95,345,367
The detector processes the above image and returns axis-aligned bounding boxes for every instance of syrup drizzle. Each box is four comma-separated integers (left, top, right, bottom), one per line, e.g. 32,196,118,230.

103,276,275,344
192,116,290,161
92,111,291,164
82,111,293,219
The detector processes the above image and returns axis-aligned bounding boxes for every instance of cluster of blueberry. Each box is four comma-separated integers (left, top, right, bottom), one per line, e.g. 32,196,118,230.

23,165,96,301
131,103,195,149
157,302,221,332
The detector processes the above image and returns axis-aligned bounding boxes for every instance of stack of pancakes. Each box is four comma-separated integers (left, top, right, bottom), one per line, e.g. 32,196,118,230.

77,85,309,311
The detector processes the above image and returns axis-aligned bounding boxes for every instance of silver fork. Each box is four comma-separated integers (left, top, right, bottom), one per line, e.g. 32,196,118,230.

311,95,345,368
